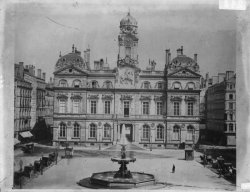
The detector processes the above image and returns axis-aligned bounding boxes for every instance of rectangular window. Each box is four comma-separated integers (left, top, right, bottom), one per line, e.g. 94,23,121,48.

104,101,111,114
156,102,163,115
59,100,66,113
124,101,129,117
229,103,233,110
174,102,180,116
187,102,194,116
91,101,97,114
143,102,149,115
73,100,80,113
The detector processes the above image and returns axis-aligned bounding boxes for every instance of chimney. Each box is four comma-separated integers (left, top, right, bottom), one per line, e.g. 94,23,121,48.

194,54,198,62
28,65,35,76
94,61,100,70
181,46,183,55
177,48,182,56
42,72,46,81
168,53,171,64
218,73,226,83
212,76,219,85
84,48,90,69
205,73,209,81
72,44,75,53
37,69,41,78
165,49,170,65
100,59,104,69
226,71,234,80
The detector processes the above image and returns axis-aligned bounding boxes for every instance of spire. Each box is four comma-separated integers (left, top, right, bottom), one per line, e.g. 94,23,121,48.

59,51,61,57
72,44,75,52
128,8,130,16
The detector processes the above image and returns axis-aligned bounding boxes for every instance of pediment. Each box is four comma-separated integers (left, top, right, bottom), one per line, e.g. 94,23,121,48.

54,65,88,76
168,68,201,78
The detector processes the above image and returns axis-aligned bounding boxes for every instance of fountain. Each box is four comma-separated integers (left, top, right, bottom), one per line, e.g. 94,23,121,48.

78,124,156,189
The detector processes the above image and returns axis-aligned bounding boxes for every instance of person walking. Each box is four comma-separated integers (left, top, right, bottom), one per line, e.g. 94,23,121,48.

172,164,175,173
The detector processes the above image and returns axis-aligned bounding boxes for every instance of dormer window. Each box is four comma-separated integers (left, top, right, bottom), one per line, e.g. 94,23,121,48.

187,82,195,90
92,81,98,88
62,58,66,62
69,69,72,73
157,82,163,89
143,82,150,89
59,80,68,87
104,81,112,89
173,82,181,90
73,80,81,88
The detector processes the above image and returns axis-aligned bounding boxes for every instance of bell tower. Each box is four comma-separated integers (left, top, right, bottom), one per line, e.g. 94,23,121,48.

117,12,139,67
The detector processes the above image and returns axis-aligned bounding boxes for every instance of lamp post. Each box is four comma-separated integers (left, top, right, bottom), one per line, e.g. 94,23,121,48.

99,132,101,150
150,130,152,151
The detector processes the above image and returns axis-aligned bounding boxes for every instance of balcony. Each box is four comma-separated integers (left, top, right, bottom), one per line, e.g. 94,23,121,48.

53,113,165,120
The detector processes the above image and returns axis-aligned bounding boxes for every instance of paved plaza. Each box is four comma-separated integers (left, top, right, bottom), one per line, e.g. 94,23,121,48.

15,144,236,190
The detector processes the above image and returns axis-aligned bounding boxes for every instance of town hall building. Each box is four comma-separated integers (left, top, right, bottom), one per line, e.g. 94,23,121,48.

52,12,201,149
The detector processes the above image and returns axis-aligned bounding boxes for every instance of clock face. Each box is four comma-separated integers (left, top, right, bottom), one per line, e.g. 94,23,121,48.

124,38,132,47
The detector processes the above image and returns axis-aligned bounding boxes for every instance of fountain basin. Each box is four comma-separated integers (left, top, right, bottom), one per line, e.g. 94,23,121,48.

84,171,155,189
111,157,136,163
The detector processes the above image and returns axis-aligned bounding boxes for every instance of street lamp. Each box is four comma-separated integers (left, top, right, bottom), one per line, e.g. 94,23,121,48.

99,133,101,150
150,131,152,151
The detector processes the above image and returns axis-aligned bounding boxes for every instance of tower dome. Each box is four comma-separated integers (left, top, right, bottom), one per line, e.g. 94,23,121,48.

120,12,137,27
55,45,87,71
168,47,199,72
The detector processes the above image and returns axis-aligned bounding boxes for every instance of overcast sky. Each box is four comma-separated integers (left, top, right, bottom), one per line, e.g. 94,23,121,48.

9,0,238,81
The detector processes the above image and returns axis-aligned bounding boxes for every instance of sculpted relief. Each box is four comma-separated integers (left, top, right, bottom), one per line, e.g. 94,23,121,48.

119,68,134,86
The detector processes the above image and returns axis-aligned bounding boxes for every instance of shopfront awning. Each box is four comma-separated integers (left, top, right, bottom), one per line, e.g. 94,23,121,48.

19,131,33,138
14,138,20,145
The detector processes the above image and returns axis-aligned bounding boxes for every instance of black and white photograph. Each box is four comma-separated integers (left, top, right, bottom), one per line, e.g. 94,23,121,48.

1,0,250,191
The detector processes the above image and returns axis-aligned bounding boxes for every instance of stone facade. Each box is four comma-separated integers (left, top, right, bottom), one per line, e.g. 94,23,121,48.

14,62,32,138
23,66,46,128
204,71,236,146
53,12,201,149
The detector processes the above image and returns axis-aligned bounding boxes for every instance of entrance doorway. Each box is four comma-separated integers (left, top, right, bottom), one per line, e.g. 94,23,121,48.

120,124,133,142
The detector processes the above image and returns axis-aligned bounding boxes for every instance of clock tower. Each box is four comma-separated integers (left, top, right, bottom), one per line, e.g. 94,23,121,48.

117,12,139,67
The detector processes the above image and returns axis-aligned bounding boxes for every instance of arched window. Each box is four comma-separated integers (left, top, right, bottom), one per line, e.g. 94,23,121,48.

187,125,194,141
142,125,150,139
143,82,151,89
173,82,181,90
59,123,66,138
59,80,68,87
104,124,111,138
156,82,164,89
104,81,113,89
90,124,97,138
156,125,164,140
229,124,234,132
92,81,98,88
73,123,80,138
73,80,81,88
173,125,180,140
186,82,195,90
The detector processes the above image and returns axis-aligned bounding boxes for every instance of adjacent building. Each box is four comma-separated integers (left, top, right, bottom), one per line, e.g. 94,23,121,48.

204,71,236,146
52,12,201,149
14,62,54,144
14,62,32,142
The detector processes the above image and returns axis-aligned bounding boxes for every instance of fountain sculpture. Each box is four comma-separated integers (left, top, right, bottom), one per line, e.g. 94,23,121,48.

78,124,156,189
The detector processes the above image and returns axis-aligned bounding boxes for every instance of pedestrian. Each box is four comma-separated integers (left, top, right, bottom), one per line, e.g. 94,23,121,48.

40,158,43,175
172,164,175,173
